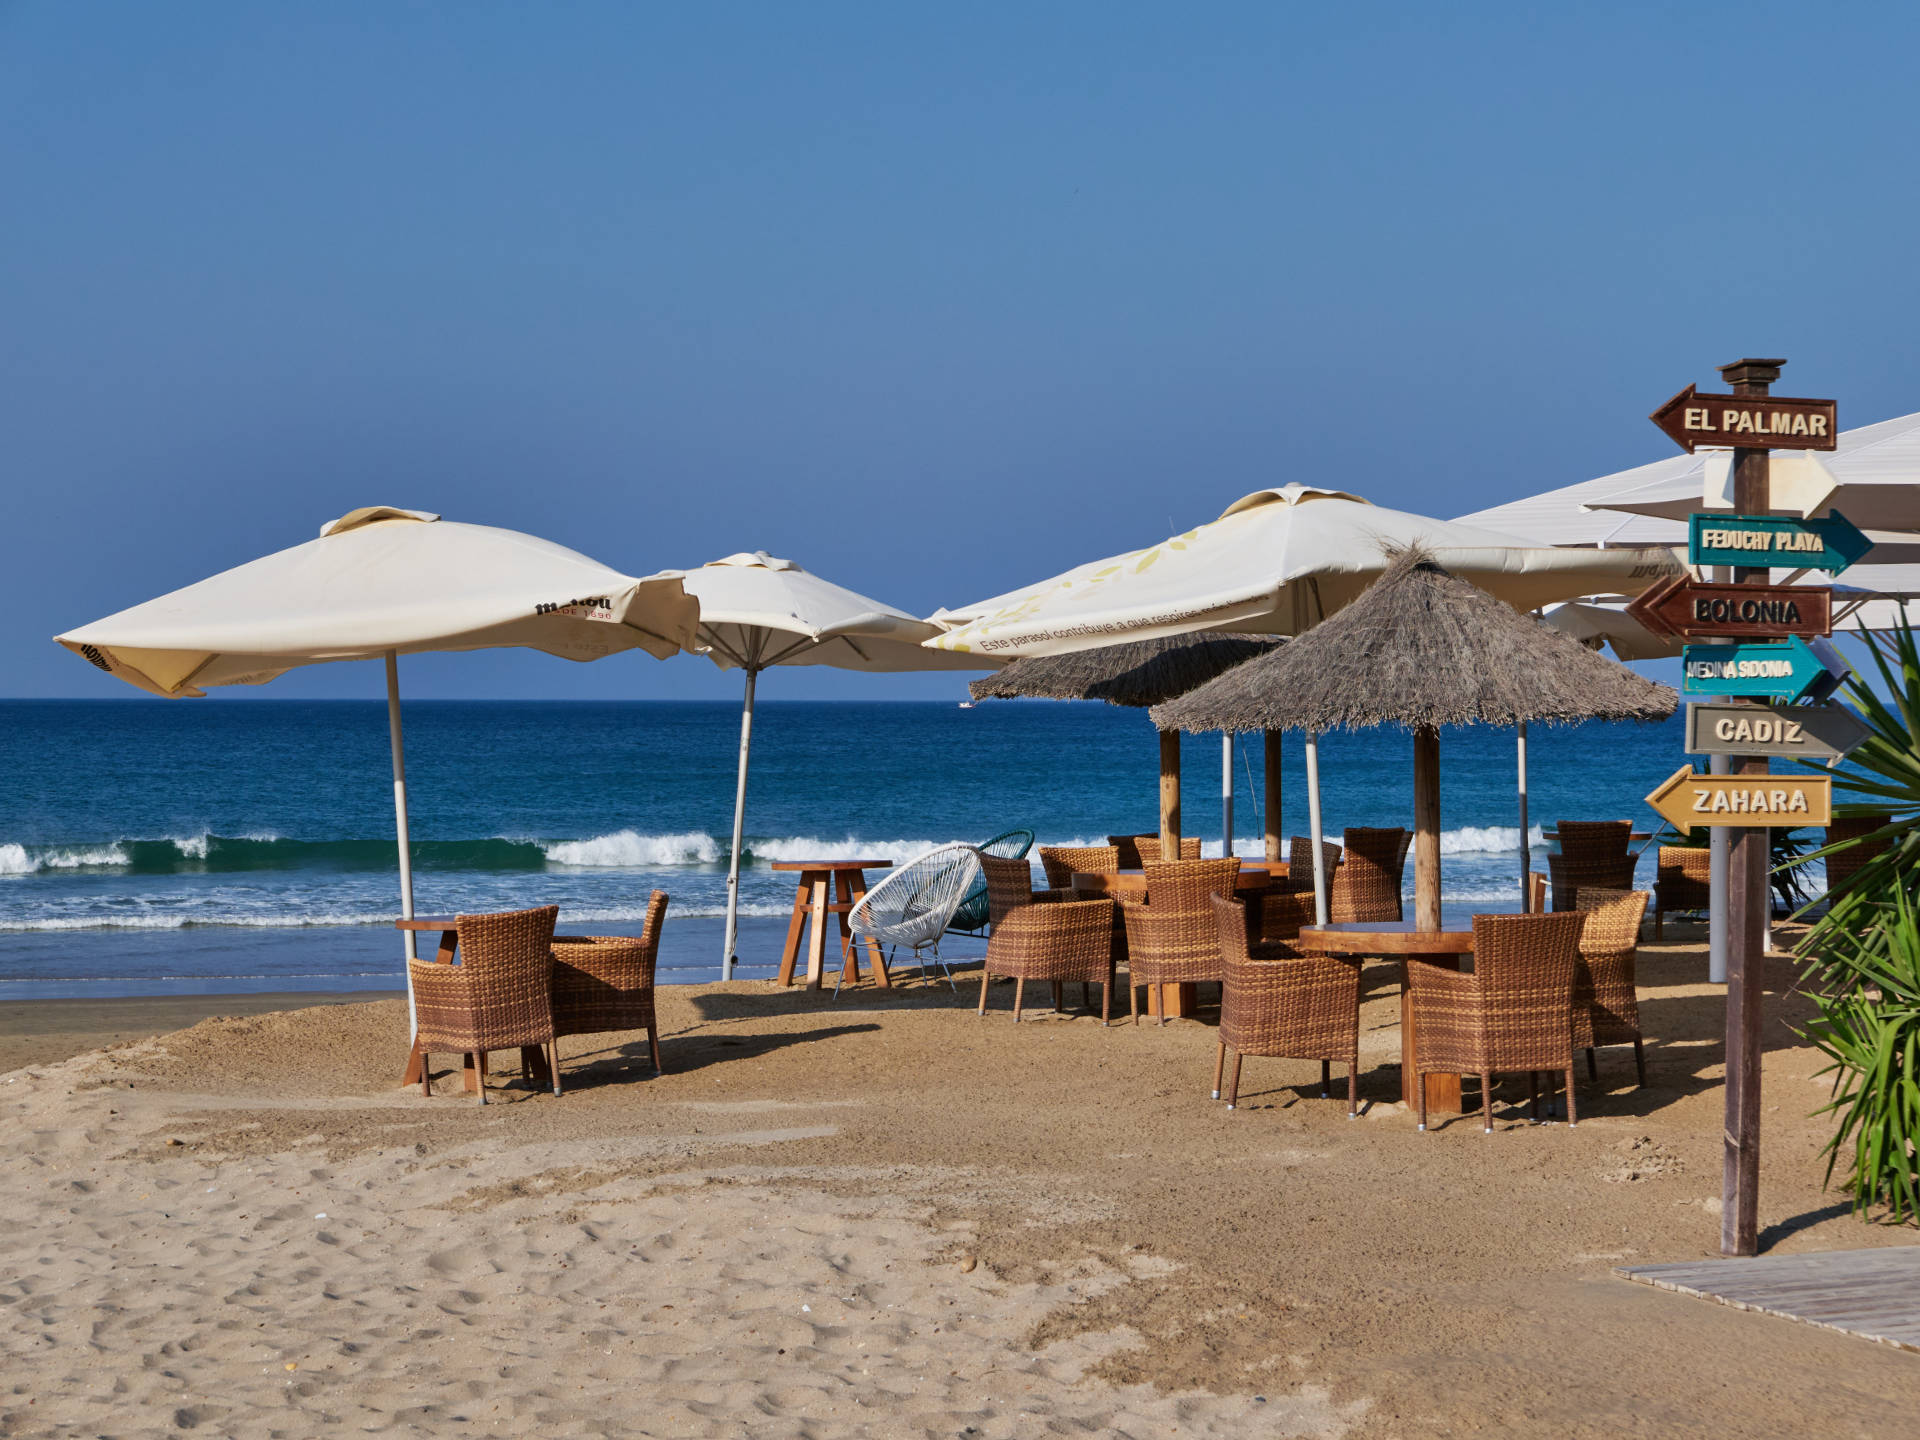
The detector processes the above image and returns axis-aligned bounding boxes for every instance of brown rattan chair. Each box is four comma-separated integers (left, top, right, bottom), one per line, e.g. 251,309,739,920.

1330,826,1406,923
409,904,561,1105
1211,893,1363,1113
1120,858,1241,1025
1652,845,1711,938
1286,835,1342,895
1405,911,1585,1133
1823,814,1894,904
1548,820,1637,912
1258,886,1315,949
550,890,669,1078
1038,844,1119,894
977,855,1117,1021
1133,834,1203,864
1570,887,1650,1087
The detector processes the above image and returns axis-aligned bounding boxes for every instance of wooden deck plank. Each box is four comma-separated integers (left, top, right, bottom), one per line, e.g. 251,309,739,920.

1619,1248,1920,1354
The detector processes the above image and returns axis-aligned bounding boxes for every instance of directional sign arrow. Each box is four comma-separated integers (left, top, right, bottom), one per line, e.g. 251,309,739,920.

1651,384,1838,453
1625,578,1832,641
1684,701,1872,761
1688,511,1872,574
1681,635,1852,702
1645,766,1833,835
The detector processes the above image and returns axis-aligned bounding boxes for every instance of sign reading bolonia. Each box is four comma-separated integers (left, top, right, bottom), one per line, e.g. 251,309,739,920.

1684,701,1870,761
1686,511,1872,574
1681,635,1850,703
1651,385,1838,453
1626,576,1832,641
1645,766,1833,834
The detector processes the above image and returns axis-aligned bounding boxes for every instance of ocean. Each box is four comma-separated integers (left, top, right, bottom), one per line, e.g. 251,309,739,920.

0,699,1706,997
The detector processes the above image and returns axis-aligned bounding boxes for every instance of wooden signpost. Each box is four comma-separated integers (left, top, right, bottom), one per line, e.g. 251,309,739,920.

1644,766,1833,834
1687,512,1871,574
1684,701,1871,762
1651,385,1838,453
1627,576,1832,641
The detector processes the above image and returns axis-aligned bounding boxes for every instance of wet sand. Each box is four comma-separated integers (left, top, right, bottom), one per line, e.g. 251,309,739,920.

5,924,1917,1437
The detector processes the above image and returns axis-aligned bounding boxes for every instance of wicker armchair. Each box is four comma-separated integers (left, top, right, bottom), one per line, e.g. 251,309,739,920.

1331,826,1407,923
1824,814,1894,905
1120,858,1241,1025
1652,845,1711,938
1038,844,1119,894
1286,835,1342,896
977,855,1117,1021
1258,887,1316,949
550,891,668,1078
1548,820,1637,912
1211,893,1363,1113
1570,887,1650,1087
409,904,561,1105
1133,834,1203,864
1106,834,1146,869
949,828,1035,935
1405,911,1585,1133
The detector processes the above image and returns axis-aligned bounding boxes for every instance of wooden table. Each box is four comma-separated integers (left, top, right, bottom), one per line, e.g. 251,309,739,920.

1072,864,1277,1019
770,859,893,989
1298,921,1475,1114
395,916,554,1092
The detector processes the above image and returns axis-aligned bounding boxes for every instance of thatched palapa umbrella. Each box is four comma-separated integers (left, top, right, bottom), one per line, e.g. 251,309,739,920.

1150,550,1676,931
969,633,1279,857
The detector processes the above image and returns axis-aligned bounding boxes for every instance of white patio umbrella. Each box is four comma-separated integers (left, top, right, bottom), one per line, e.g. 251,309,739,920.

928,485,1681,922
676,552,995,979
55,506,699,1040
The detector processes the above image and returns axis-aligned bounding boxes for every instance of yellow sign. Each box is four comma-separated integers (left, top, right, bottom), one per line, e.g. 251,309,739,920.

1644,766,1832,835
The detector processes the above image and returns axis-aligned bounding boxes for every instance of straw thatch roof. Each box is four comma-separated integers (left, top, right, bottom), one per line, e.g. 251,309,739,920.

968,633,1278,709
1149,549,1676,734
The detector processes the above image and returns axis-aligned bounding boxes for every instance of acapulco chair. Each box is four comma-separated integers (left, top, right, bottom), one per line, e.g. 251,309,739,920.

847,843,983,992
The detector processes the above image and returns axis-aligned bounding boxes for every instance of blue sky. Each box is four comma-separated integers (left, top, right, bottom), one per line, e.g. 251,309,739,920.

6,3,1916,700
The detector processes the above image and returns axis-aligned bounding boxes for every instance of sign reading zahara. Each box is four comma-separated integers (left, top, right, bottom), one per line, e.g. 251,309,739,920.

1644,766,1832,833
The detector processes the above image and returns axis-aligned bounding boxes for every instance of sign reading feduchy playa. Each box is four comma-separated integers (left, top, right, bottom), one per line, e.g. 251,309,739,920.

1680,634,1850,703
1650,384,1837,453
1686,511,1871,574
1625,575,1832,641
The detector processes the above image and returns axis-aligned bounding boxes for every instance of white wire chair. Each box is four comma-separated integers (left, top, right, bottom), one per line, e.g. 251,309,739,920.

847,842,983,992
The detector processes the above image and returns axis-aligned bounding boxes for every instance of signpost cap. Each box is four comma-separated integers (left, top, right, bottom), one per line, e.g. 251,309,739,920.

1718,357,1786,387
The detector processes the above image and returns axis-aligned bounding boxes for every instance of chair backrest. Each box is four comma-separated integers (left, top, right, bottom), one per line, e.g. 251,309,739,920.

1469,911,1584,1027
1143,858,1240,916
1135,834,1203,863
1210,891,1255,967
1260,888,1315,946
948,830,1036,933
978,828,1035,860
1038,844,1119,890
1106,834,1147,869
981,853,1041,926
1825,814,1894,900
1656,844,1711,888
1335,827,1407,923
850,844,982,945
1289,835,1342,890
453,904,560,989
1572,886,1649,954
1556,820,1632,860
636,890,669,951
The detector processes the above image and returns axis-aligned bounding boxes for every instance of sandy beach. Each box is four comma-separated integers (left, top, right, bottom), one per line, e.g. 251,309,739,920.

6,924,1918,1438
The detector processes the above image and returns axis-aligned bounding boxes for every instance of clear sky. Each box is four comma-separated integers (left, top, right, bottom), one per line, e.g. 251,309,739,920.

6,3,1916,701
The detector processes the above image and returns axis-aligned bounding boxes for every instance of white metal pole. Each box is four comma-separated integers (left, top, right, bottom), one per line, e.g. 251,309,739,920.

1517,722,1530,912
1305,730,1329,926
722,667,758,981
386,652,418,1037
1221,733,1234,860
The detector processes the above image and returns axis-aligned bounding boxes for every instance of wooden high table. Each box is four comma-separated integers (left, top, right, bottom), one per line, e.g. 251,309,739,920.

1072,862,1279,1019
394,915,553,1092
1297,920,1475,1114
770,859,892,989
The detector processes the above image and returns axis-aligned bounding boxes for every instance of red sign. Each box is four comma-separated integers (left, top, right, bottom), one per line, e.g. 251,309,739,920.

1626,576,1833,641
1651,385,1837,453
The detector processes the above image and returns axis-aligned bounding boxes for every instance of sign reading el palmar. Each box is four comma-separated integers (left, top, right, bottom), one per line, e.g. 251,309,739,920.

1651,385,1837,452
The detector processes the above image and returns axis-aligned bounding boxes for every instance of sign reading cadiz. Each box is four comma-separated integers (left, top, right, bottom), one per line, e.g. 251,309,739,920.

1645,766,1833,834
1651,385,1838,453
1684,701,1870,761
1681,635,1850,703
1626,576,1832,641
1687,511,1871,574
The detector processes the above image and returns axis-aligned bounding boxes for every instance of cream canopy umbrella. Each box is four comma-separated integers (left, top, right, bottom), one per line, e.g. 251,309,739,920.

55,506,699,1041
677,552,995,979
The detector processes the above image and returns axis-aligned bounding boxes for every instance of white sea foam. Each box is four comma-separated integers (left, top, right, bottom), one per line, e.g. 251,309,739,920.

1439,825,1546,856
0,844,35,876
171,833,211,860
542,830,724,867
35,844,132,870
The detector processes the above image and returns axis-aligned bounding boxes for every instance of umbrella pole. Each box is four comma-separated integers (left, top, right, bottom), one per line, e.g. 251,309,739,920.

385,652,418,1038
1413,726,1442,932
1305,731,1328,926
1158,730,1181,856
1263,730,1282,863
722,666,758,982
1516,722,1530,912
1220,734,1234,860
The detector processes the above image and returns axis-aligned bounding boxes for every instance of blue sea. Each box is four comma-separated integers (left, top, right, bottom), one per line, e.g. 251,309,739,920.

0,700,1703,998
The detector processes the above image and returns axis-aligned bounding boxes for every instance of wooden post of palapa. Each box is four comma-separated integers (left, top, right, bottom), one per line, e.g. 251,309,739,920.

1158,729,1181,856
1263,729,1283,863
1412,726,1442,932
1721,356,1781,1258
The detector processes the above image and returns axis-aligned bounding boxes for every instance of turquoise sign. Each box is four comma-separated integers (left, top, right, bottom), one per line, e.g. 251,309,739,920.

1682,636,1850,702
1687,511,1871,574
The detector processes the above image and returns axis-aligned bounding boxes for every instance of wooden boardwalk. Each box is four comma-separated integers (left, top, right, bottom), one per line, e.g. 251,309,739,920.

1619,1247,1920,1354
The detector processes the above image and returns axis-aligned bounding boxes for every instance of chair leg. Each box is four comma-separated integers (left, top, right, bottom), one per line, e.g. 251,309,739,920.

550,1041,563,1097
1051,980,1063,1011
1013,977,1025,1022
1633,1037,1646,1089
475,1050,488,1107
1212,1042,1226,1101
1129,977,1140,1026
1564,1066,1579,1127
1654,908,1664,940
1417,1069,1428,1131
649,1024,665,1075
419,1050,432,1098
1348,1060,1358,1118
1226,1052,1244,1110
977,965,992,1017
1321,1058,1331,1099
1529,1071,1540,1121
1586,1047,1598,1084
1100,972,1112,1027
1480,1071,1493,1134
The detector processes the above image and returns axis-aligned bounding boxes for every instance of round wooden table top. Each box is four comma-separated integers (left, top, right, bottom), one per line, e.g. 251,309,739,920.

1296,921,1474,955
396,915,459,932
768,859,893,872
